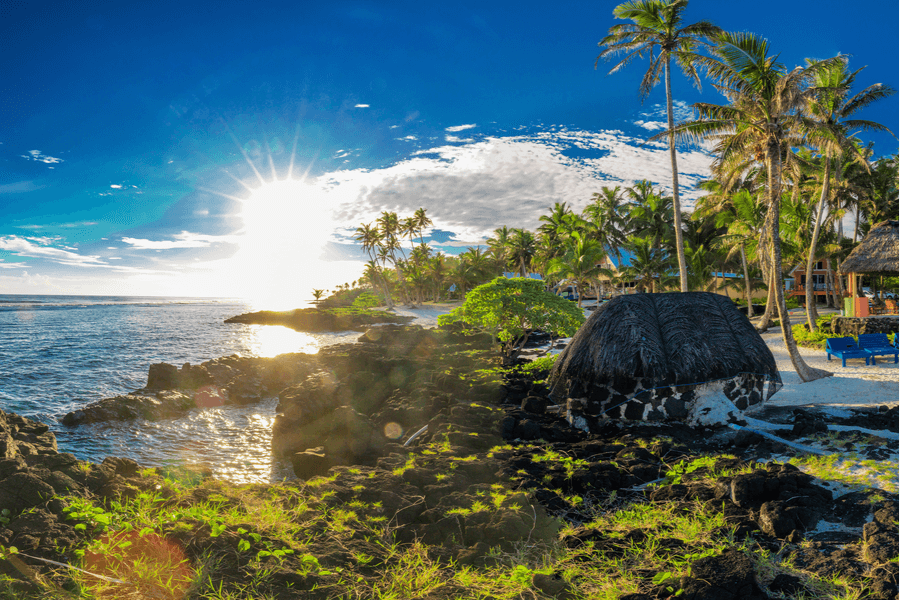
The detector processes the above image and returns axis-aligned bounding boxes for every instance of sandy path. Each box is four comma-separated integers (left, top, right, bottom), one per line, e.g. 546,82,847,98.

759,311,899,411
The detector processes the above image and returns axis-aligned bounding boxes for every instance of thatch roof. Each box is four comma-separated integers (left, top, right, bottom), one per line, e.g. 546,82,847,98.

549,292,780,399
839,220,899,274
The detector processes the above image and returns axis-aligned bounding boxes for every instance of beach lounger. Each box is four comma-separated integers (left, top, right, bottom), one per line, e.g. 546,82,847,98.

858,333,899,365
825,337,870,367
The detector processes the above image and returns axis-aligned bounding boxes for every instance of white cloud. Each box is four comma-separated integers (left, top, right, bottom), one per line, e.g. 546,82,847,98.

319,125,714,243
633,120,667,131
445,135,475,143
397,135,418,141
0,260,26,269
110,184,123,189
434,239,487,248
639,100,694,124
0,236,106,267
21,150,63,164
121,231,239,250
446,124,477,132
354,104,370,108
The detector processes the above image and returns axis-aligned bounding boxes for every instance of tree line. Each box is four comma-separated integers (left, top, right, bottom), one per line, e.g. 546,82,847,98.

352,0,896,383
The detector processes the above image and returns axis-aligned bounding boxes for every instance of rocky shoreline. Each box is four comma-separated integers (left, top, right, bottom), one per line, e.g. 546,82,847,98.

223,307,414,332
5,324,898,598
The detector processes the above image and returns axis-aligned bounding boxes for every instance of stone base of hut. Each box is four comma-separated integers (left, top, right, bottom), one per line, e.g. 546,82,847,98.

564,373,773,431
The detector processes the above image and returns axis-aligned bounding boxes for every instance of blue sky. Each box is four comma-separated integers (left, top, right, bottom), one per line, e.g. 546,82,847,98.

2,0,897,302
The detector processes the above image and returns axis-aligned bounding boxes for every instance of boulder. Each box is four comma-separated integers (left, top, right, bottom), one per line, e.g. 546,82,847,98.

147,363,179,389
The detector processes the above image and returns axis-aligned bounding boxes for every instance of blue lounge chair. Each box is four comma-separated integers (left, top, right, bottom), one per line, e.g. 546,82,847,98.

825,337,870,367
858,333,899,365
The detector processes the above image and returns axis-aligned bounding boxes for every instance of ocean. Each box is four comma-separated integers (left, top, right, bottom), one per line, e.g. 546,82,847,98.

0,295,361,483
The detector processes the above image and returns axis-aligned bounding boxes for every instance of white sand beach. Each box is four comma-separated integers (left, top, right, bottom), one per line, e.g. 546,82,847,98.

390,302,900,412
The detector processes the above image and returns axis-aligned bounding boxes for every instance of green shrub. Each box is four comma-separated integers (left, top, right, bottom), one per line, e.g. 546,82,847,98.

351,290,381,309
438,277,584,361
792,315,843,349
320,288,365,308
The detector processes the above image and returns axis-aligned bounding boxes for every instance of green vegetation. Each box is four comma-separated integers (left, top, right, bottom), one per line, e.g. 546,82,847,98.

438,277,584,361
792,314,842,348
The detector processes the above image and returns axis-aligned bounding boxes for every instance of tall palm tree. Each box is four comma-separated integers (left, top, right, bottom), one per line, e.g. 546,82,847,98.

355,223,393,308
546,231,607,308
625,180,675,253
802,58,895,330
426,253,449,302
713,189,767,315
583,186,628,264
622,235,675,293
487,226,512,268
507,228,537,277
597,0,721,292
674,32,835,382
412,207,433,245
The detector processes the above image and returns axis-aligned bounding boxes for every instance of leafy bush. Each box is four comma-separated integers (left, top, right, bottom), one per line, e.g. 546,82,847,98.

351,290,381,309
438,277,584,361
320,288,365,308
792,315,841,348
784,297,801,309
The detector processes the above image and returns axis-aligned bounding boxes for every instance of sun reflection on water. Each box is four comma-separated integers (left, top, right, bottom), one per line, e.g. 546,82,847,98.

245,324,320,357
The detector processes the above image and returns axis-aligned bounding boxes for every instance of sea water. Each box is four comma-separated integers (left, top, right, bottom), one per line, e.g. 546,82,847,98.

0,295,360,482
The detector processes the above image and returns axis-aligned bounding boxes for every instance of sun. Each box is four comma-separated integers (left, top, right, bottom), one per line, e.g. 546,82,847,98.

241,179,334,249
227,178,354,307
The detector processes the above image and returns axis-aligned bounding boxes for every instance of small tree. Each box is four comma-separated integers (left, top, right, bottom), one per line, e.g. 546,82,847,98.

438,277,585,363
311,289,326,303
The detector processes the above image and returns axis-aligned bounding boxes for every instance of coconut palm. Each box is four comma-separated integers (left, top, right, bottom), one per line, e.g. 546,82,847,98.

673,32,836,381
507,228,537,277
412,207,433,245
801,59,895,329
546,231,607,308
426,254,449,302
713,189,767,315
583,186,628,264
487,226,513,268
621,235,675,293
597,0,722,292
625,181,675,253
355,223,393,308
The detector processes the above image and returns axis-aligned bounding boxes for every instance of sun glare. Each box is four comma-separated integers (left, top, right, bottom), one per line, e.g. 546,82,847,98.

228,178,352,307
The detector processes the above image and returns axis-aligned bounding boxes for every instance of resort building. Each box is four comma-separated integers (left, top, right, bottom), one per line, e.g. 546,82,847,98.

786,259,848,305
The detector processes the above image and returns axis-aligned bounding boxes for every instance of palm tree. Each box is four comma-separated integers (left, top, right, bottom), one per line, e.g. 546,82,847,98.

355,223,393,308
412,207,433,245
625,180,675,253
673,32,835,382
713,189,767,315
583,186,628,263
621,235,675,293
487,226,512,268
426,254,449,302
507,228,537,277
597,0,721,292
546,231,607,308
537,202,573,263
801,58,895,330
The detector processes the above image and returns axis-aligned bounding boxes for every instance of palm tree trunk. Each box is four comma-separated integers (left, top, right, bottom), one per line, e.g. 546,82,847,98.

834,260,846,310
766,145,831,382
805,155,830,331
664,59,689,293
741,243,753,318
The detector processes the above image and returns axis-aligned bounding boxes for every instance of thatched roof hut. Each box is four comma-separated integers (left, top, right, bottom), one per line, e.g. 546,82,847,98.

839,220,899,275
549,292,781,423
